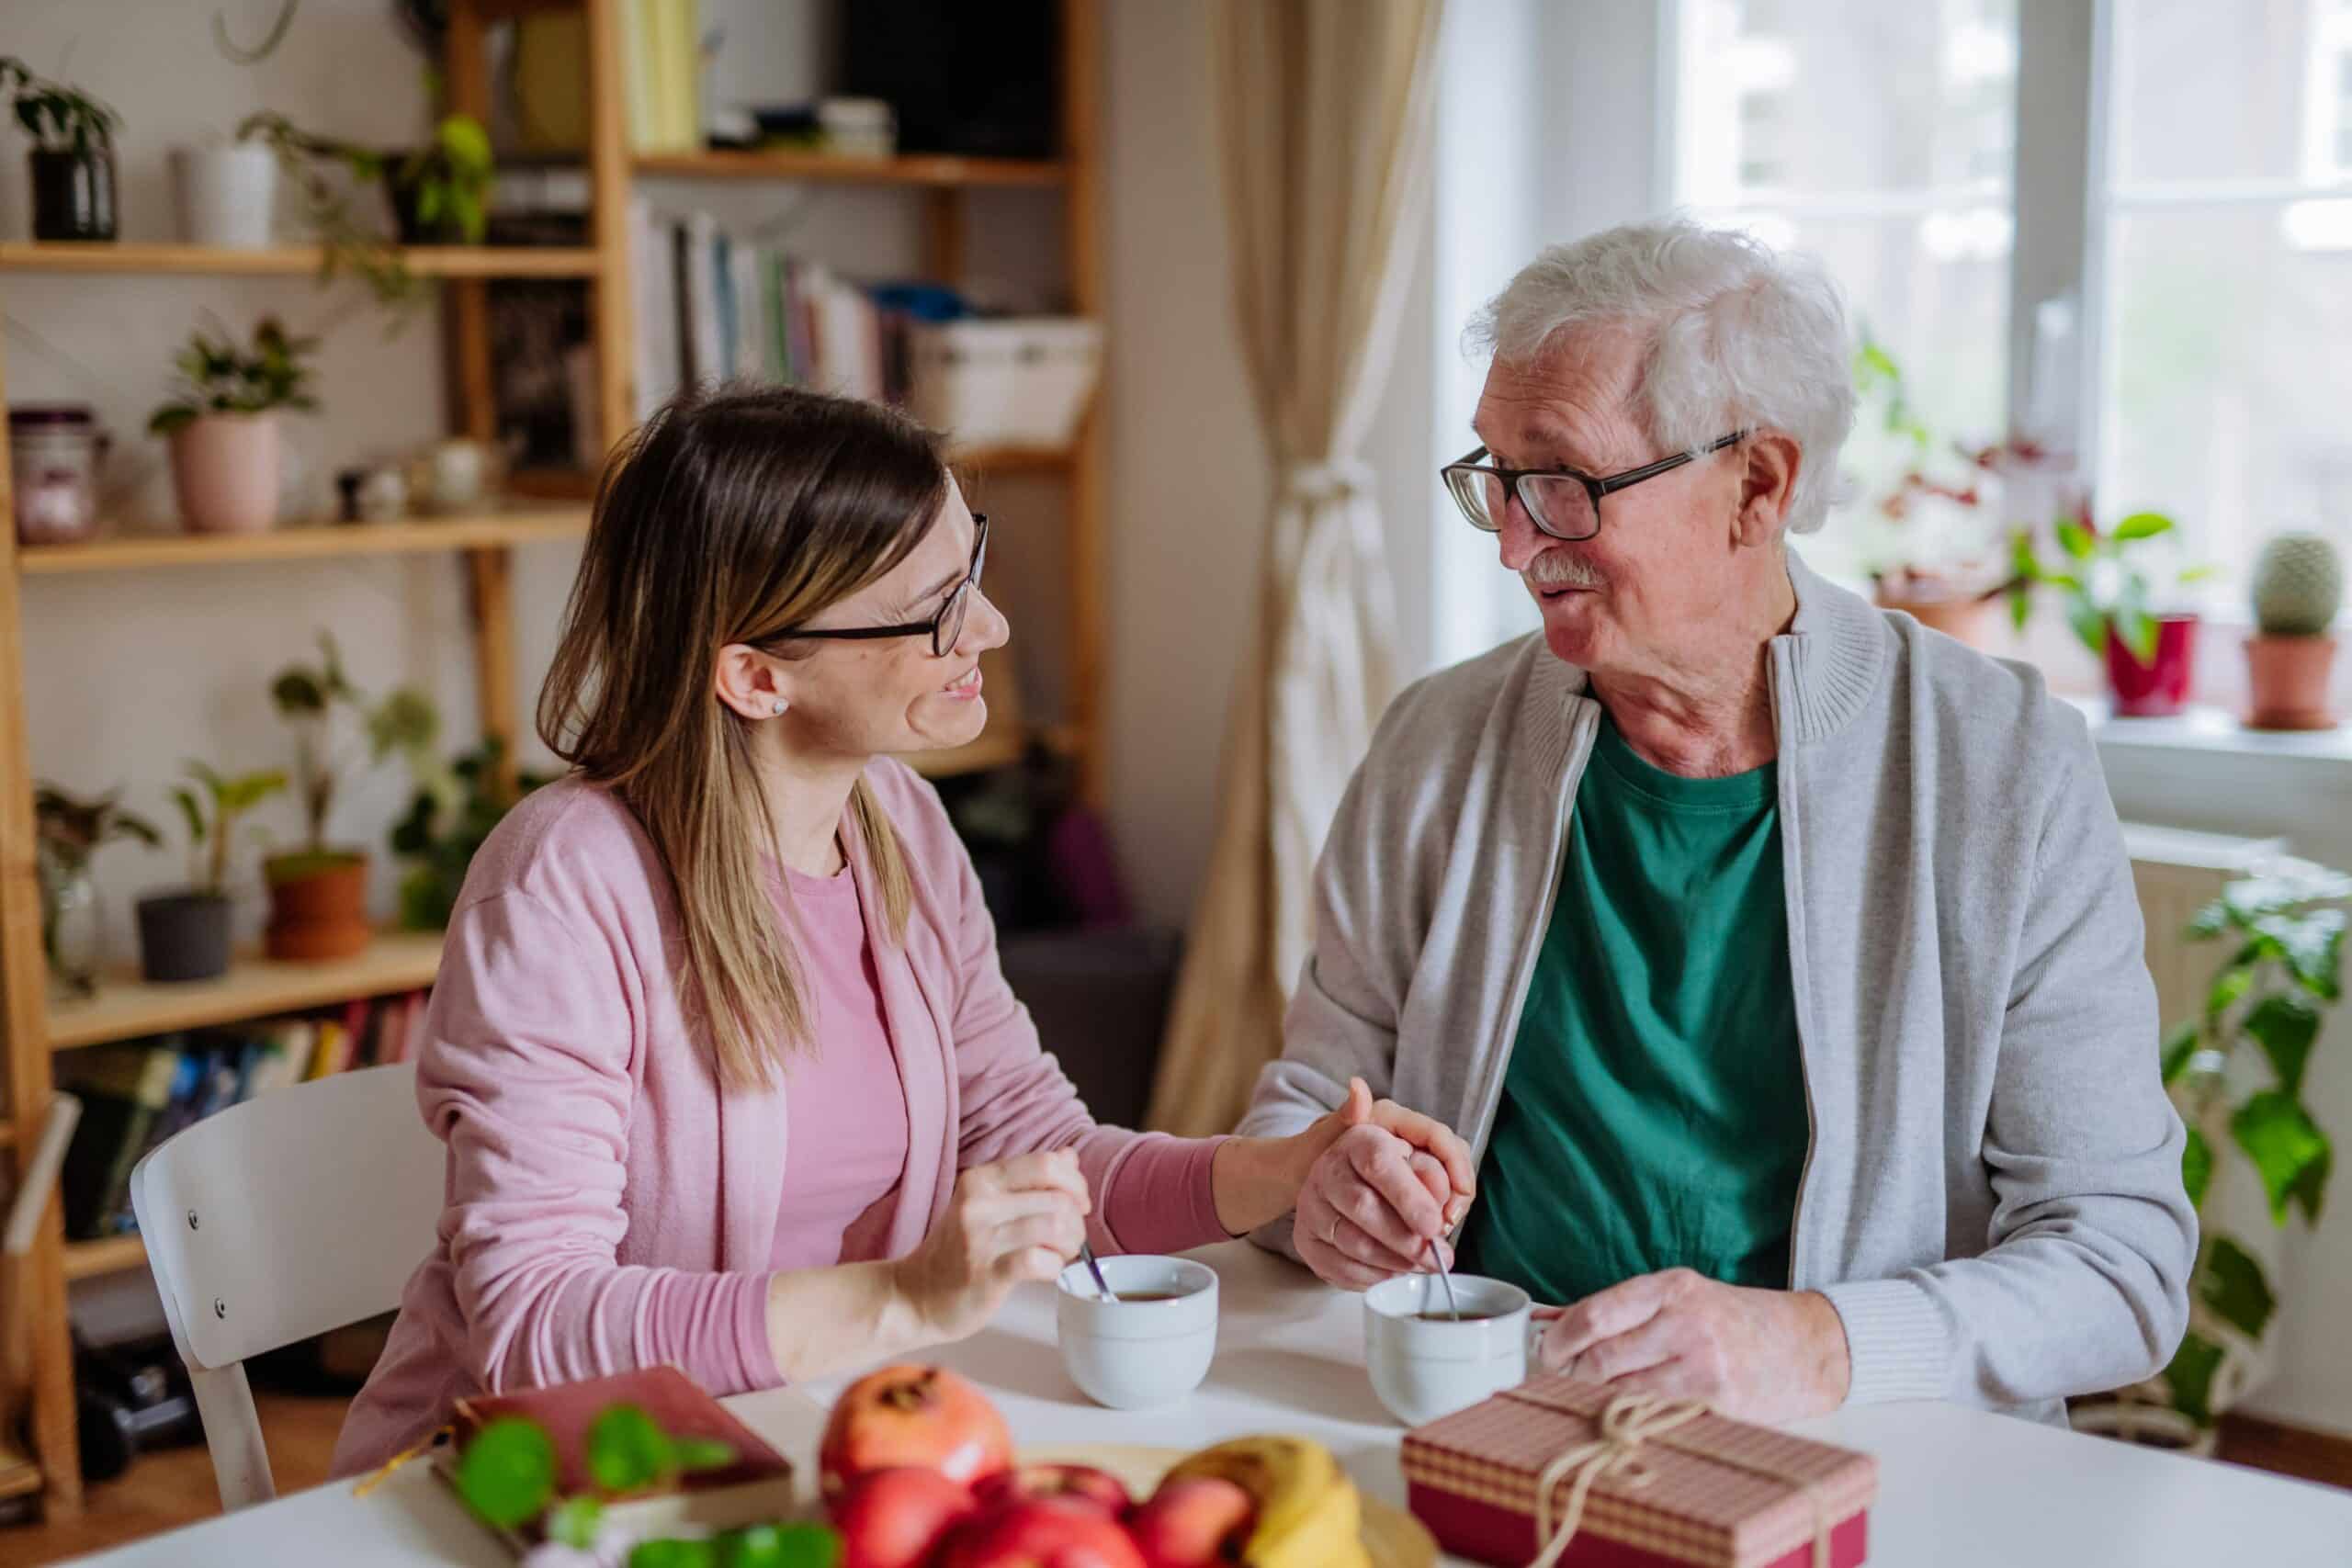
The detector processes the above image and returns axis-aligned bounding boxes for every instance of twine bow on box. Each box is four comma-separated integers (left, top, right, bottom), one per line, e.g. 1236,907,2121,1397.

1521,1391,1834,1568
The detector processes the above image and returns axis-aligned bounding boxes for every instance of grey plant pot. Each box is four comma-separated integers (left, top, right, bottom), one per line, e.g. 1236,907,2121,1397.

135,890,232,983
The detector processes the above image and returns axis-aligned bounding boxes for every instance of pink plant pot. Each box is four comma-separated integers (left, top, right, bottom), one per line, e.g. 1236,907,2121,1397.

2105,615,2199,717
168,412,280,534
2244,636,2338,731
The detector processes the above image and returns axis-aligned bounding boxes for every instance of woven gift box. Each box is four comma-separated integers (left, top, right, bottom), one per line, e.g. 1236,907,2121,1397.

1401,1376,1876,1568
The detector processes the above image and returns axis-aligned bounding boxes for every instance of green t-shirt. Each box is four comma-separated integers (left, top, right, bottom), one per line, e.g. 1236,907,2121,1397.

1458,716,1810,1304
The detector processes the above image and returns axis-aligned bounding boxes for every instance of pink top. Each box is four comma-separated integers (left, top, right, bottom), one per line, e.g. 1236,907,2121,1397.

774,863,909,1271
331,768,1230,1478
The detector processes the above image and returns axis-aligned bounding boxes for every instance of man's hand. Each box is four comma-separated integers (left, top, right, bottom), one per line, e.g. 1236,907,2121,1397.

1293,1082,1476,1291
1535,1269,1852,1423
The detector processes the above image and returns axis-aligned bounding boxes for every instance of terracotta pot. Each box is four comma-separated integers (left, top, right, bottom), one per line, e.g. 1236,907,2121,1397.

1875,592,1999,649
2105,615,2199,717
135,889,232,983
168,412,280,534
2244,635,2338,731
263,851,371,962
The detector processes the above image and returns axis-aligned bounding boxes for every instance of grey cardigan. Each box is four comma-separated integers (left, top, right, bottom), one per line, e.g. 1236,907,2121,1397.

1237,554,2196,1426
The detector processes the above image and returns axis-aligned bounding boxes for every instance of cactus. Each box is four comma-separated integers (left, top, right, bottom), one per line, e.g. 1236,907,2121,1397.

2251,532,2344,637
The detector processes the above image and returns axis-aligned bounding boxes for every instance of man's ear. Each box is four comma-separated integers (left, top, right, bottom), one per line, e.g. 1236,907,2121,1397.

714,642,792,721
1736,432,1802,547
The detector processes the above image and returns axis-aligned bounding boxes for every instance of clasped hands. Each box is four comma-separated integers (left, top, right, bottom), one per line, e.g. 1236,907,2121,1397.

1287,1083,1851,1423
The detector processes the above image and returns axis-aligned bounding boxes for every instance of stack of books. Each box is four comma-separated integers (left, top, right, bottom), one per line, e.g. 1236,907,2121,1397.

619,0,703,153
630,202,933,419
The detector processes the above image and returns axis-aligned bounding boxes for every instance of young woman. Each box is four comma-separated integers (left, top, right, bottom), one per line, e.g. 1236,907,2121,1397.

332,386,1466,1475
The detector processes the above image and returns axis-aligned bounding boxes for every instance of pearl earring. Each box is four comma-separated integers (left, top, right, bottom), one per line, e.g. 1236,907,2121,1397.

770,698,787,716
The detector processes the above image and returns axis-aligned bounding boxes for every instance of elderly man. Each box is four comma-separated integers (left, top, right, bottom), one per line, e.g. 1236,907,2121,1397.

1238,218,2196,1428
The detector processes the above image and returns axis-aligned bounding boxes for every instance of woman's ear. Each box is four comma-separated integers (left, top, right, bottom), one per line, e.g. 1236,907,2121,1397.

714,643,791,722
1736,432,1803,547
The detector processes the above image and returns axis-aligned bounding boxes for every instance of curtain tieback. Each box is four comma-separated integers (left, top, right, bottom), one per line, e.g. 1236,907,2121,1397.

1281,457,1374,503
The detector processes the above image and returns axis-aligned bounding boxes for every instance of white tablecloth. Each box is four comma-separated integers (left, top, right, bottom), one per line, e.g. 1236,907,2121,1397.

73,1240,2352,1565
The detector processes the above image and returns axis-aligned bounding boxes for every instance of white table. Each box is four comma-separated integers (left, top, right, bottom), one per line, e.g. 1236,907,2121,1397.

74,1241,2352,1566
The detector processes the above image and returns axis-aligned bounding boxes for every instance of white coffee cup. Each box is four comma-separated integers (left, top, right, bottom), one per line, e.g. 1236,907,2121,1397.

1363,1272,1535,1427
1056,1256,1218,1410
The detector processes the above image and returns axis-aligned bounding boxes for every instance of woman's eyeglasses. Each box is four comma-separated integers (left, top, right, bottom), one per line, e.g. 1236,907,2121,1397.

771,513,990,659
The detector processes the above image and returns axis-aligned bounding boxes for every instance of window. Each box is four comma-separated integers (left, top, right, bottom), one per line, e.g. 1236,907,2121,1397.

2100,0,2352,597
1672,0,2019,587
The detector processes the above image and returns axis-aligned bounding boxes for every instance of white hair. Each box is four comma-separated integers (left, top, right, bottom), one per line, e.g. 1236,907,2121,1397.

1466,216,1857,536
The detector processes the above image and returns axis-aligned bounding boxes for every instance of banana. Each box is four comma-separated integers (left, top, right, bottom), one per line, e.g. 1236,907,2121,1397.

1165,1436,1372,1568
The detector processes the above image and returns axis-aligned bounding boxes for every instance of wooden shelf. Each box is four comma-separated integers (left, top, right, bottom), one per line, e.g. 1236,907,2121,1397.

633,149,1069,188
46,931,443,1053
17,508,591,575
0,1445,42,1500
61,1233,149,1282
0,242,602,278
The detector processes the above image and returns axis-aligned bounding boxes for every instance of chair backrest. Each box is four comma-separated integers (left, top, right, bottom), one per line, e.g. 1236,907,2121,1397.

130,1063,443,1509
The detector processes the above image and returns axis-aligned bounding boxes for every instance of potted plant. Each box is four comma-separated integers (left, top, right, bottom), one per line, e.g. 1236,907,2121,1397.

170,132,279,249
1847,331,2049,649
389,736,548,931
33,784,160,998
2010,510,2212,717
147,315,320,535
0,57,121,242
235,109,494,310
2075,858,2346,1452
2244,532,2342,732
266,632,439,961
138,761,288,984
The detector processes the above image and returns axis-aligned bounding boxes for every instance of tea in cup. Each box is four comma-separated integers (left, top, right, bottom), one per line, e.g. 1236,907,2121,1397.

1363,1272,1533,1427
1056,1255,1218,1410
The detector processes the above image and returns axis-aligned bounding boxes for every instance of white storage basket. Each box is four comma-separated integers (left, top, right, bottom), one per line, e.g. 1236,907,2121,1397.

908,318,1104,449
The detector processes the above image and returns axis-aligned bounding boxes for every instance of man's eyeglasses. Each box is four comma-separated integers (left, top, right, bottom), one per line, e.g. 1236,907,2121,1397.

771,513,989,659
1441,432,1747,541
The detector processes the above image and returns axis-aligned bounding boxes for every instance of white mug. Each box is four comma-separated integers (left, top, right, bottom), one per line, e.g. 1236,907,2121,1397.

1363,1272,1536,1427
1056,1255,1219,1410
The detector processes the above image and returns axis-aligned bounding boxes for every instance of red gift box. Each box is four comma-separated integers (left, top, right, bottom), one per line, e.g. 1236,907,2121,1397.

1401,1376,1876,1568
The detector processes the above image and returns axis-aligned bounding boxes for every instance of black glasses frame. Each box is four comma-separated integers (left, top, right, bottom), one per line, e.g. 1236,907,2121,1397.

771,513,989,659
1442,431,1748,540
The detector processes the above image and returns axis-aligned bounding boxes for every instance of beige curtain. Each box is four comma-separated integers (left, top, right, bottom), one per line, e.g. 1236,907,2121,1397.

1145,0,1446,1136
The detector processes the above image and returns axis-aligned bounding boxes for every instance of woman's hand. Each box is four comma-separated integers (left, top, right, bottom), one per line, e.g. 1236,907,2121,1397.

1210,1077,1476,1249
887,1148,1092,1343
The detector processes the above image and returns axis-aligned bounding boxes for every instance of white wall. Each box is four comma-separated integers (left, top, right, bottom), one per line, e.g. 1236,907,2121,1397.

5,1,585,964
1098,0,1438,929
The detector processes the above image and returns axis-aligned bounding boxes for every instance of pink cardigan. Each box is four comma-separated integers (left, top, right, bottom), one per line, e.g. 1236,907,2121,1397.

332,767,1225,1477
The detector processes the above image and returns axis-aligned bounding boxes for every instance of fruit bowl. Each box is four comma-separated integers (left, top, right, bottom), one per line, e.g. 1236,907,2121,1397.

1014,1443,1438,1568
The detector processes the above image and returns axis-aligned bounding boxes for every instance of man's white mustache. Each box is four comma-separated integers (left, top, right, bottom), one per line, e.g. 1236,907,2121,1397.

1524,549,1604,590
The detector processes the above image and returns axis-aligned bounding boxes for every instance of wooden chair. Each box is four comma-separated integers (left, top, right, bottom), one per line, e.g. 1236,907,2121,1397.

130,1064,442,1509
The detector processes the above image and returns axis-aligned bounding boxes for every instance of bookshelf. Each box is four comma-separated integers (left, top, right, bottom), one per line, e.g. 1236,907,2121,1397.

0,243,602,278
0,0,1103,1513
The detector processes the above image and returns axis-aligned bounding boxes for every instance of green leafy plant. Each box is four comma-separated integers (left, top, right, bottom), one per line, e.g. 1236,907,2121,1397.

2007,510,2213,664
146,316,321,437
2156,857,2346,1427
0,57,119,155
170,761,289,897
236,108,494,310
389,736,548,929
269,630,439,863
451,1400,836,1566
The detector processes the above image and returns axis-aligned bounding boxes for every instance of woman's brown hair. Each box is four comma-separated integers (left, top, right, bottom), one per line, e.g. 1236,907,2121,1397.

538,384,946,1088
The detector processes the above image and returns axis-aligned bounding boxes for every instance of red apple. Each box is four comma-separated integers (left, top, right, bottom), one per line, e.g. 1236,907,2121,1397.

819,1363,1014,1499
827,1466,980,1568
1126,1477,1258,1567
936,1498,1148,1568
970,1462,1134,1520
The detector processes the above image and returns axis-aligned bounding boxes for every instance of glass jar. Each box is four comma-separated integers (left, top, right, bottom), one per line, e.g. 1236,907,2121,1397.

10,404,107,546
37,845,103,999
